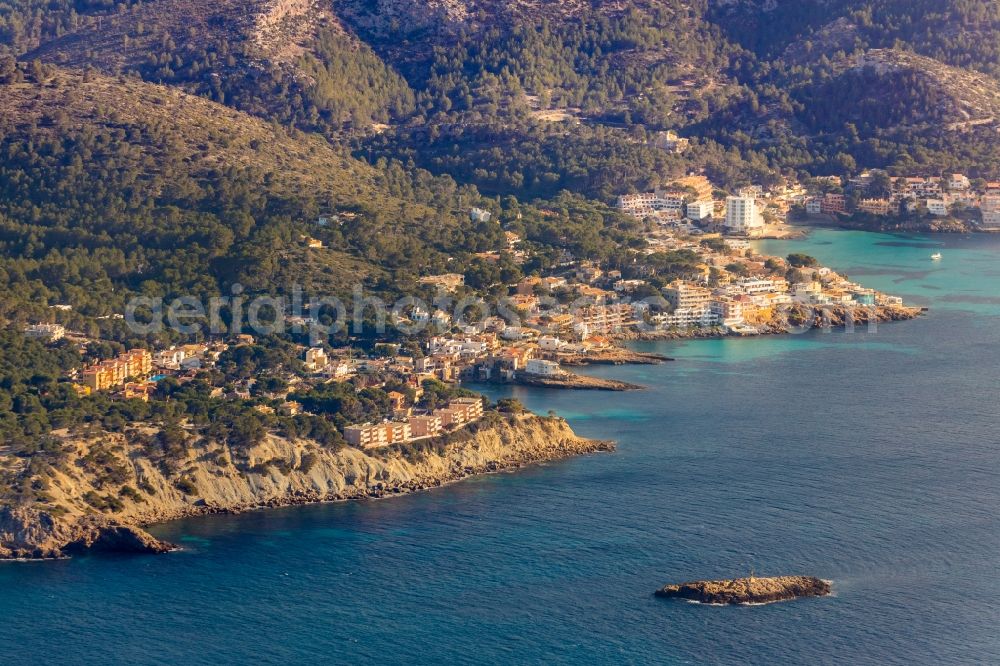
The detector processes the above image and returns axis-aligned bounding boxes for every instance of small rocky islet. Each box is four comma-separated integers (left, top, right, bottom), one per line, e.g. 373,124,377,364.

655,576,832,605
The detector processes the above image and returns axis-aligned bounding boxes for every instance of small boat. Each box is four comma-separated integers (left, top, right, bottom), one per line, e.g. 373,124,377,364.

931,252,942,260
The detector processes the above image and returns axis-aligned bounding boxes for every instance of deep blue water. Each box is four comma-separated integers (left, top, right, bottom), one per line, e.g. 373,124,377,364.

2,230,999,665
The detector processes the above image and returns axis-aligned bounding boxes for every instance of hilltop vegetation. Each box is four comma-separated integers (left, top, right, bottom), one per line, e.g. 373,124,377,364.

711,0,1000,77
0,65,488,327
11,0,415,130
5,0,999,197
0,66,368,318
0,60,651,333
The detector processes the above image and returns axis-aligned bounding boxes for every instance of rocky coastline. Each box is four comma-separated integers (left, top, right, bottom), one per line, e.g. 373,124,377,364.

799,212,975,234
0,415,613,560
559,348,672,366
655,576,832,605
514,371,643,391
618,305,923,342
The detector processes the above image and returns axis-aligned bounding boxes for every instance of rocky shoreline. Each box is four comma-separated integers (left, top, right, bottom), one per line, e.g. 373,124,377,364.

559,349,672,366
618,305,922,342
0,415,613,560
514,371,643,391
655,576,832,605
799,212,975,234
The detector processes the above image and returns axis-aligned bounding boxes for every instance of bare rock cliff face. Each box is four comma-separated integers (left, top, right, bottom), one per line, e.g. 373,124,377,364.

1,415,611,559
0,506,173,559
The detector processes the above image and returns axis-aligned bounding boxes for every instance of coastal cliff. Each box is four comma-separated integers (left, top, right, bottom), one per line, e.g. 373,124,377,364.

776,304,923,329
0,414,611,560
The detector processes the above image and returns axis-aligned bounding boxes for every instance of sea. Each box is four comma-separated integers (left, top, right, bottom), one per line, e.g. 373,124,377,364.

2,228,999,665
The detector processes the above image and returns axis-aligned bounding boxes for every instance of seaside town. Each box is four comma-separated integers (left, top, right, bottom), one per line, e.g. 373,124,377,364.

617,171,1000,234
21,174,922,453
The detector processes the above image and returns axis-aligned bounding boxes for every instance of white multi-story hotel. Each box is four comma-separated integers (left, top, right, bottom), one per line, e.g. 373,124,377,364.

617,190,687,219
732,277,788,296
653,309,719,328
725,197,763,233
710,297,746,327
664,281,712,311
686,201,714,221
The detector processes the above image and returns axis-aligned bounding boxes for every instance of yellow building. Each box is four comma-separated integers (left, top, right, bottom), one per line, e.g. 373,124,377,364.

435,398,484,427
123,382,153,402
82,350,152,391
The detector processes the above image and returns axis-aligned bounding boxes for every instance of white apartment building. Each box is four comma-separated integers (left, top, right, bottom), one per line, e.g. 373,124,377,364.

892,177,943,199
793,282,825,303
324,362,355,379
981,211,1000,230
304,347,328,371
979,193,1000,231
686,201,714,221
980,195,1000,213
154,348,187,369
664,281,712,311
949,173,971,191
537,336,565,352
653,309,720,328
725,197,763,233
575,304,635,334
617,192,660,216
733,277,788,295
613,279,647,293
927,199,949,217
525,359,563,377
710,297,745,326
617,190,687,218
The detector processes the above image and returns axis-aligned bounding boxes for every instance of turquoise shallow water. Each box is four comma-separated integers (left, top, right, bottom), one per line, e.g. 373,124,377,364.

2,229,999,665
756,228,1000,316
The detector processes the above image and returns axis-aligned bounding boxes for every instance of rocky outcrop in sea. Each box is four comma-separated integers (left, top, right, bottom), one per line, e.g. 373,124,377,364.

655,576,832,605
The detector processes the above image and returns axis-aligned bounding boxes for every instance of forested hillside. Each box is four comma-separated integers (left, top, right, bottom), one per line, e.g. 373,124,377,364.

702,0,1000,178
4,0,997,198
0,59,650,342
14,0,416,130
0,0,998,294
711,0,1000,77
0,65,478,327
